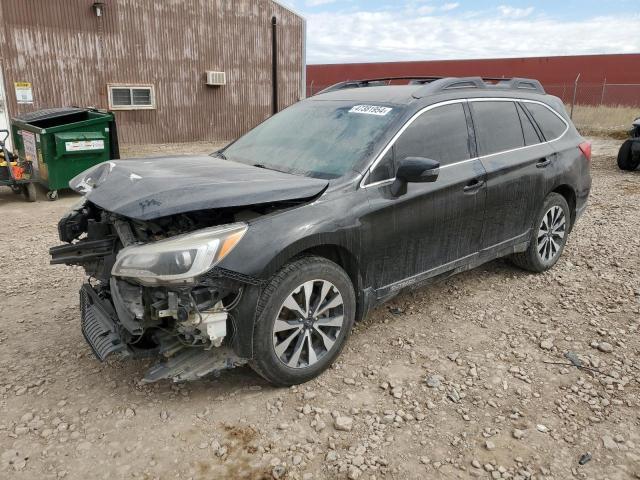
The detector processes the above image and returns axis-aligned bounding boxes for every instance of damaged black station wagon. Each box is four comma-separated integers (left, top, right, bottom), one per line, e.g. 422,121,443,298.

50,76,591,386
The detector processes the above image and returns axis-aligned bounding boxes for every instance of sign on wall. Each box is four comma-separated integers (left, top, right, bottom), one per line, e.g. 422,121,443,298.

15,82,33,104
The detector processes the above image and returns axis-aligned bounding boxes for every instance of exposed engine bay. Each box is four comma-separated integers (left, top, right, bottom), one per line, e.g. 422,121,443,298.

50,200,292,382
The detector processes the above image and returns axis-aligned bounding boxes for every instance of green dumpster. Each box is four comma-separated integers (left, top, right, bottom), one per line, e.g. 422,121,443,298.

11,108,120,200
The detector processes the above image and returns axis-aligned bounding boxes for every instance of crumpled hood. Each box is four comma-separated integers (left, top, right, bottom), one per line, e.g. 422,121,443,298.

70,156,328,220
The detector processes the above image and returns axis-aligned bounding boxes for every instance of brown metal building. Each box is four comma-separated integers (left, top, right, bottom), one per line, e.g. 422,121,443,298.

0,0,306,144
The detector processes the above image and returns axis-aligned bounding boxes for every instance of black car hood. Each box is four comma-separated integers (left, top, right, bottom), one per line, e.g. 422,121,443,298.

70,156,328,220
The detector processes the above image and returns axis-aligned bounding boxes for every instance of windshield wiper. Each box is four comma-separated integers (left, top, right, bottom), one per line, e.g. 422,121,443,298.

212,151,227,160
253,164,290,174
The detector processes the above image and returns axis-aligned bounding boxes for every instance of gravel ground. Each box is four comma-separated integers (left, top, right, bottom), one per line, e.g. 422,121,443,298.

0,137,638,480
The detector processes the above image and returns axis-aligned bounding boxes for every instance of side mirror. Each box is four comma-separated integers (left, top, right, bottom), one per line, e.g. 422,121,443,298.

391,157,440,196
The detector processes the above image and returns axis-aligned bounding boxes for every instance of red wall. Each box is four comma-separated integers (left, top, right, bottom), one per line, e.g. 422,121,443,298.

307,54,640,106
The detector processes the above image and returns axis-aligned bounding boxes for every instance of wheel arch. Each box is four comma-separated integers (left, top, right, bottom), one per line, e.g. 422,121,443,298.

261,239,368,320
551,184,577,231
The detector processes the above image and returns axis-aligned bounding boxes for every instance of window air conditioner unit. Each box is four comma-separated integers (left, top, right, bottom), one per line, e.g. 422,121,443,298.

206,71,226,86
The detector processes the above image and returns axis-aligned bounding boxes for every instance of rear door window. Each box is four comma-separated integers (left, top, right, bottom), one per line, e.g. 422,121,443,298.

523,102,567,141
394,103,471,165
516,103,542,146
470,101,524,156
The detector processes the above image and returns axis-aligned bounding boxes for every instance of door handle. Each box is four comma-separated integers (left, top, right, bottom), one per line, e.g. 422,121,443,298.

536,157,552,168
463,179,485,193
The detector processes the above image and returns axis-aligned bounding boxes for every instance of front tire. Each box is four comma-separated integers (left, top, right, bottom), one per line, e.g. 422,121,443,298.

250,256,356,387
511,193,570,273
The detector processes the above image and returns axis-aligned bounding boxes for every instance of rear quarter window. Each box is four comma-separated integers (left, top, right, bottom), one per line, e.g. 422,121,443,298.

523,103,567,141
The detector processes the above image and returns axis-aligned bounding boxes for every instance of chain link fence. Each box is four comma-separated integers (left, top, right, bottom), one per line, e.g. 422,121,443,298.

545,82,640,109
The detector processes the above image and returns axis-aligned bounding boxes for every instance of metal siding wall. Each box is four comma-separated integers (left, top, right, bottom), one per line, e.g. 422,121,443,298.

0,0,304,144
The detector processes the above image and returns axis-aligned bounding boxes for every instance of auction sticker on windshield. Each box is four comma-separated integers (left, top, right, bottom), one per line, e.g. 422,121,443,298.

349,105,393,116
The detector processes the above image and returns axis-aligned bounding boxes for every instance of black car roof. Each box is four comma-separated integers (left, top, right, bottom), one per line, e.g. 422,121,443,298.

310,85,424,105
311,76,555,108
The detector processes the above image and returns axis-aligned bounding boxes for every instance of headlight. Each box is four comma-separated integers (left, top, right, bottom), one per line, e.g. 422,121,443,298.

111,223,247,285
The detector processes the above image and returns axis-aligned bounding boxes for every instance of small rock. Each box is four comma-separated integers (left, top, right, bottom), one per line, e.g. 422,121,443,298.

485,440,496,451
20,412,34,423
513,429,526,440
579,452,592,465
447,389,461,403
598,342,613,353
325,451,338,462
347,466,362,480
76,441,92,451
602,436,618,450
272,465,286,479
334,416,353,432
471,459,481,469
536,424,548,433
124,408,135,418
425,375,442,388
540,339,553,350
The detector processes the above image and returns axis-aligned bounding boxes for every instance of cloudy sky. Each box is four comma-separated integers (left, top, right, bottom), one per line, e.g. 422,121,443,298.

279,0,640,64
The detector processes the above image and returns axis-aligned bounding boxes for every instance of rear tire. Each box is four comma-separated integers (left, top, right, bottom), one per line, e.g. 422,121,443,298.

617,140,640,171
250,256,356,387
511,193,570,273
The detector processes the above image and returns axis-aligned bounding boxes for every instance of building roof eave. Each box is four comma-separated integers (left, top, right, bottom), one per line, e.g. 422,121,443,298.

270,0,305,20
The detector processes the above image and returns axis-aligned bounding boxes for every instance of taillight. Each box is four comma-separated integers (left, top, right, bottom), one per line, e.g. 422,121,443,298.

579,141,592,162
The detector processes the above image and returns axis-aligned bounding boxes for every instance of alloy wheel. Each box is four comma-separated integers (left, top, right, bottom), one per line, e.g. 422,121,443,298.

272,279,344,369
537,205,566,263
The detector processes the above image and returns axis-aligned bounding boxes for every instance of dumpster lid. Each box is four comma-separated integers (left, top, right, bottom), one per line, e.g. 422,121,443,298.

14,107,92,123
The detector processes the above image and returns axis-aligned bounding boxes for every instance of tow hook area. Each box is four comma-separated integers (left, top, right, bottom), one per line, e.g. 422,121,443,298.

142,343,247,383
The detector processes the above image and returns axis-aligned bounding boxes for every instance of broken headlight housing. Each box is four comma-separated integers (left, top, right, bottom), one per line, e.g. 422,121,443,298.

111,223,247,285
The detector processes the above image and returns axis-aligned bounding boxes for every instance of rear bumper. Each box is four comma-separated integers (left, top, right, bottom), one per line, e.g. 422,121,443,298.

575,200,588,222
80,284,129,361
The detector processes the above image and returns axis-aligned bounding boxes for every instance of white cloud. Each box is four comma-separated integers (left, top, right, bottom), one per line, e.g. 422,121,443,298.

498,5,534,19
305,0,337,6
441,3,460,11
416,6,435,15
306,8,640,64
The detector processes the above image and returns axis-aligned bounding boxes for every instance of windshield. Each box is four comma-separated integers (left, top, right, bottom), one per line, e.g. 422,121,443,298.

221,100,403,179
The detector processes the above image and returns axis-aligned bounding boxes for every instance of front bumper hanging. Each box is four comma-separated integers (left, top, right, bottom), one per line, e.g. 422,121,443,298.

80,284,130,361
79,283,248,382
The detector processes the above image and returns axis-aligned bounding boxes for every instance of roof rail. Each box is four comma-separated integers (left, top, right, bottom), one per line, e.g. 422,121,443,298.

315,76,445,95
497,77,545,93
412,76,546,98
314,75,546,97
